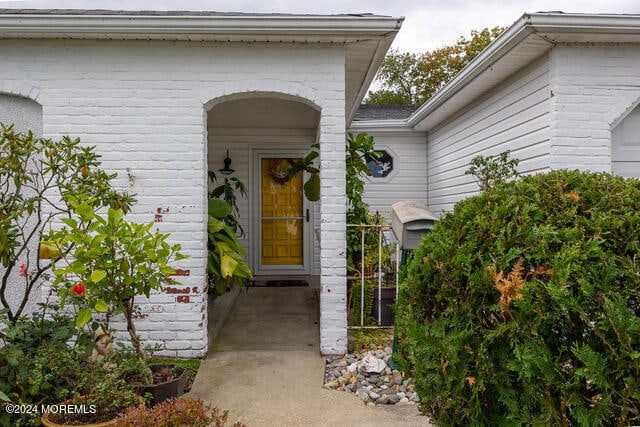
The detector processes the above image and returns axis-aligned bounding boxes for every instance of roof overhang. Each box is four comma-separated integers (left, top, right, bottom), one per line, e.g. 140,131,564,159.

408,12,640,131
349,119,415,133
0,9,403,126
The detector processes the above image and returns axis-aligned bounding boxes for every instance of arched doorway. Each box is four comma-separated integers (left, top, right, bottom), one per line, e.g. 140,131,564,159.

206,94,321,276
205,94,322,351
0,92,42,135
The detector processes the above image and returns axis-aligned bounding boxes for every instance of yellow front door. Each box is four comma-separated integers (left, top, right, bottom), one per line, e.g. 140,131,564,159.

260,157,304,267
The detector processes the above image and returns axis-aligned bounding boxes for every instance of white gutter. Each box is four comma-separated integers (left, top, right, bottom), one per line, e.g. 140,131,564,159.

525,12,640,35
349,119,409,130
407,12,640,130
0,11,403,41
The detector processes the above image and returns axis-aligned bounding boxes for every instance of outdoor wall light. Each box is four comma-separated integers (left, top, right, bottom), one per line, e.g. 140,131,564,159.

219,149,234,175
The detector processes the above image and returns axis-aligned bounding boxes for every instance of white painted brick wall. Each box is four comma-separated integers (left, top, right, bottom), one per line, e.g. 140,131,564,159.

0,38,347,357
549,44,640,172
319,88,348,354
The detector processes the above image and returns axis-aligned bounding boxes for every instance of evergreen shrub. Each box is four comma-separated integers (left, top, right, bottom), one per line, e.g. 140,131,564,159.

396,170,640,426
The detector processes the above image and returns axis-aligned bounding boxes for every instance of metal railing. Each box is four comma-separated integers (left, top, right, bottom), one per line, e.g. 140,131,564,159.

346,223,400,328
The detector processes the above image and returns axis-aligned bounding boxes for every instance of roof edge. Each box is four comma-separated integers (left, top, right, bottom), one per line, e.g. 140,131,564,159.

350,119,410,130
407,12,640,130
347,28,402,124
407,13,537,128
526,12,640,33
0,11,404,41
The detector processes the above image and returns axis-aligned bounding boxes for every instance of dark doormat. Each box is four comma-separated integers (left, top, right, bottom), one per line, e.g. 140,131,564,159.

251,280,309,287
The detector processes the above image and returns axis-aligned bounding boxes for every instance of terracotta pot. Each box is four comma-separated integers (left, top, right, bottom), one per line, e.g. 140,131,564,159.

41,413,118,427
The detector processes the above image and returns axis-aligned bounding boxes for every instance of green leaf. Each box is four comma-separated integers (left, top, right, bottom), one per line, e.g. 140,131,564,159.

75,203,95,222
0,390,10,403
208,216,226,234
61,217,78,228
70,263,87,275
159,265,175,275
94,300,108,313
90,269,107,283
303,150,319,163
215,230,246,254
208,199,232,218
303,172,320,202
220,254,239,278
108,206,124,225
76,308,92,328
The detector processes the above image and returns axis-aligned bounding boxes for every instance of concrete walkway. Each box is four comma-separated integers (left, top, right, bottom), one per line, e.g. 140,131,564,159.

190,285,430,426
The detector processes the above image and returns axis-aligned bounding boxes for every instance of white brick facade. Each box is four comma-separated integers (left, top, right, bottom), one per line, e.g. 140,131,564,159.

549,44,640,172
0,38,348,356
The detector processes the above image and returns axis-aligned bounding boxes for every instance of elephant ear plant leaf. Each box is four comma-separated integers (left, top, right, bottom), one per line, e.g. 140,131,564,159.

289,143,321,202
207,199,252,296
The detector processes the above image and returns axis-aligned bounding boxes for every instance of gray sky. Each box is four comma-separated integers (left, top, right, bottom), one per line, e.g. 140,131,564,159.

3,0,640,52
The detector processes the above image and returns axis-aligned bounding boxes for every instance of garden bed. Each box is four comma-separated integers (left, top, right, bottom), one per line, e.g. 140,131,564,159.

323,329,419,406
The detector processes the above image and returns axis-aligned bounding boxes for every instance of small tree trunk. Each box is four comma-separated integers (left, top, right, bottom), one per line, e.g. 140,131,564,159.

123,297,144,360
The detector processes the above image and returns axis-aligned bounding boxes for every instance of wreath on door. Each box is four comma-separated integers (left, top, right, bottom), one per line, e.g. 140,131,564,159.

269,158,292,185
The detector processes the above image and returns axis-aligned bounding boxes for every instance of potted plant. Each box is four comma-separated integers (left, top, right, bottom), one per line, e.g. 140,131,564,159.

107,347,188,407
41,364,143,427
48,202,188,403
206,170,252,297
0,302,92,426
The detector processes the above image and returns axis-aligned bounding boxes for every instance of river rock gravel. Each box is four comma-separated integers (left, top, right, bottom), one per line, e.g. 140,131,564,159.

323,345,420,406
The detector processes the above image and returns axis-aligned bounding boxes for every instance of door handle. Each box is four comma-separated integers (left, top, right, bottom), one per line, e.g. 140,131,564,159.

306,209,310,222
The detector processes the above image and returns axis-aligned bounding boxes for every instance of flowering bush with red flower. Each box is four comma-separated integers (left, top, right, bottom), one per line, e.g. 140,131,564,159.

19,263,27,277
71,282,86,297
0,124,133,324
48,201,187,359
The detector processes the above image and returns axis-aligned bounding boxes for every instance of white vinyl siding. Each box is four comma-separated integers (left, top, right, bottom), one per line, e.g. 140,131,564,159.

427,54,551,213
612,104,640,178
355,130,428,218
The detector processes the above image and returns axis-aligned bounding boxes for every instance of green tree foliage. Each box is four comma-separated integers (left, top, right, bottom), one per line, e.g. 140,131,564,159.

466,150,520,191
0,124,133,323
396,170,640,426
366,51,423,105
48,204,186,358
366,27,505,105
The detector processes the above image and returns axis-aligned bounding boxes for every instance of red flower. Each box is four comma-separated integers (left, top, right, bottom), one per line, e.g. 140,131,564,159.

19,263,27,277
72,282,86,297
